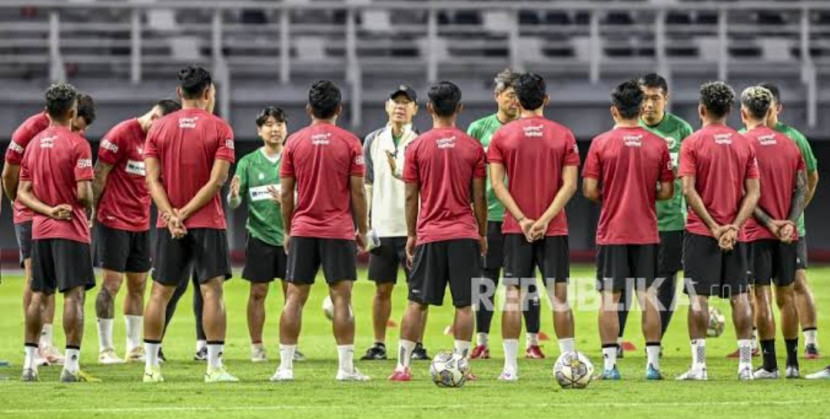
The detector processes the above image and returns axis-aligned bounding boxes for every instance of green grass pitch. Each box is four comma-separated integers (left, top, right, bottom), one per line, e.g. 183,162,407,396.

0,265,827,418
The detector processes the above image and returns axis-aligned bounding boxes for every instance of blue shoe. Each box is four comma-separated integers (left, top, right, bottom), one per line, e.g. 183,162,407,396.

598,366,621,380
646,364,664,380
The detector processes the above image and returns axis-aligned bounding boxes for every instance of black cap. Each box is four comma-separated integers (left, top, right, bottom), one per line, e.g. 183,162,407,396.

389,84,417,102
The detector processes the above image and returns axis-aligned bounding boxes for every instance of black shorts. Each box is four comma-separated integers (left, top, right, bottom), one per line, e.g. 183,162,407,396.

95,223,151,273
595,244,659,292
31,239,95,294
368,236,408,283
242,235,287,283
152,228,231,287
409,239,481,307
483,221,505,273
682,232,748,299
503,234,570,286
15,221,33,266
748,239,798,287
796,238,808,270
286,237,357,284
658,230,684,276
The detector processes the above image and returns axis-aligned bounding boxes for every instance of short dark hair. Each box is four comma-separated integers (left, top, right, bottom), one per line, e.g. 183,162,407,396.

308,80,341,119
156,99,181,116
178,65,212,100
76,94,96,126
740,86,774,120
758,82,781,104
427,81,462,117
44,83,78,121
699,81,735,119
515,73,547,110
256,106,286,126
611,79,644,120
638,73,669,94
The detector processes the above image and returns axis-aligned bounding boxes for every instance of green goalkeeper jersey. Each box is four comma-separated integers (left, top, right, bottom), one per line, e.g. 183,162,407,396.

468,114,507,222
739,122,817,237
640,112,694,232
233,148,285,246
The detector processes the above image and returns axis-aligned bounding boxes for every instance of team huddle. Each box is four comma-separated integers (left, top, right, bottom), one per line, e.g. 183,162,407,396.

6,64,829,383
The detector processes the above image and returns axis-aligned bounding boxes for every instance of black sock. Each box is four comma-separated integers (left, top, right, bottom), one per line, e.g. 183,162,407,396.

760,339,777,371
785,338,799,368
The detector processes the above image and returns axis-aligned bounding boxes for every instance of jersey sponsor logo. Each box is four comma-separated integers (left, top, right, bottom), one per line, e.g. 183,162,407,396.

40,136,57,149
8,141,24,154
436,136,456,149
258,172,265,180
225,139,235,149
355,155,365,165
757,134,777,146
311,133,331,145
670,152,680,168
714,133,732,145
125,159,146,176
623,134,643,147
250,184,279,202
77,158,93,169
179,116,199,129
572,143,579,153
523,125,544,138
100,139,119,153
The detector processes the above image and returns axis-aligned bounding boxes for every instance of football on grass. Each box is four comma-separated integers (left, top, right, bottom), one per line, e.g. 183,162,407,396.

707,307,726,337
322,296,353,321
430,351,469,388
553,351,594,389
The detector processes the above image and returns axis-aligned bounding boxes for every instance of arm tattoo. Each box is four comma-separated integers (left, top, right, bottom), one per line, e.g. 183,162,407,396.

753,206,773,227
789,170,808,223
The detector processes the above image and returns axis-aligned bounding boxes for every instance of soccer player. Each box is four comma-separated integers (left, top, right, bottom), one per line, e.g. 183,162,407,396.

228,106,303,363
468,69,544,360
487,73,579,381
273,80,369,382
739,86,807,379
93,99,181,365
3,94,95,366
614,73,693,358
389,81,487,382
676,81,760,381
583,80,675,380
141,65,238,383
759,82,821,359
361,85,431,361
18,83,97,382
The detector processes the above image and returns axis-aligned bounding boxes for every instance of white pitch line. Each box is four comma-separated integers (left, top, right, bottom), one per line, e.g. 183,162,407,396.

0,399,824,414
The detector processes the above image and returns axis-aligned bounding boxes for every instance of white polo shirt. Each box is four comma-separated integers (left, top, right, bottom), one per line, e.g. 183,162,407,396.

364,123,419,238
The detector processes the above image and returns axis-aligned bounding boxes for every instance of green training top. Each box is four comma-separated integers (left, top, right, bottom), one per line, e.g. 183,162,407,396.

740,122,817,237
640,112,694,232
468,113,507,222
233,148,285,246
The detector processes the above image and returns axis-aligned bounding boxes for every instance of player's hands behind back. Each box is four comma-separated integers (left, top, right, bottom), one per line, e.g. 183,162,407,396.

47,204,72,220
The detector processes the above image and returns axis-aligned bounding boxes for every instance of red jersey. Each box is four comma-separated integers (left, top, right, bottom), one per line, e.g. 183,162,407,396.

486,116,580,236
280,122,365,240
743,126,806,241
144,108,235,229
20,126,94,243
679,124,760,239
6,112,50,224
583,126,674,245
97,118,151,232
403,127,486,245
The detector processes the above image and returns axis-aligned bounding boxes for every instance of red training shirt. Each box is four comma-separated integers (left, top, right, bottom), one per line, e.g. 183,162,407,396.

582,126,674,245
144,108,235,229
487,116,580,236
280,122,365,240
403,127,486,245
6,112,50,224
97,118,151,232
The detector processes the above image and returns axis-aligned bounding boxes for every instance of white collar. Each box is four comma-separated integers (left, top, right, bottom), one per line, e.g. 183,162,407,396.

259,147,281,164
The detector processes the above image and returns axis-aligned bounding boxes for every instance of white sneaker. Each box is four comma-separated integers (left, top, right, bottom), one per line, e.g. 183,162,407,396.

99,348,125,365
752,368,779,379
270,368,294,382
676,367,708,381
738,367,755,381
251,346,267,363
785,366,800,379
805,367,830,380
498,369,519,381
335,368,370,381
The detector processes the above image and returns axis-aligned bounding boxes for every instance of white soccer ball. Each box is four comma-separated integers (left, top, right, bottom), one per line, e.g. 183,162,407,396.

553,351,594,389
430,351,469,388
322,296,353,321
707,307,726,337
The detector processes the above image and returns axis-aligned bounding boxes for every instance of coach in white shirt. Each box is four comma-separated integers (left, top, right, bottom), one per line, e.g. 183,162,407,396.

360,85,430,361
